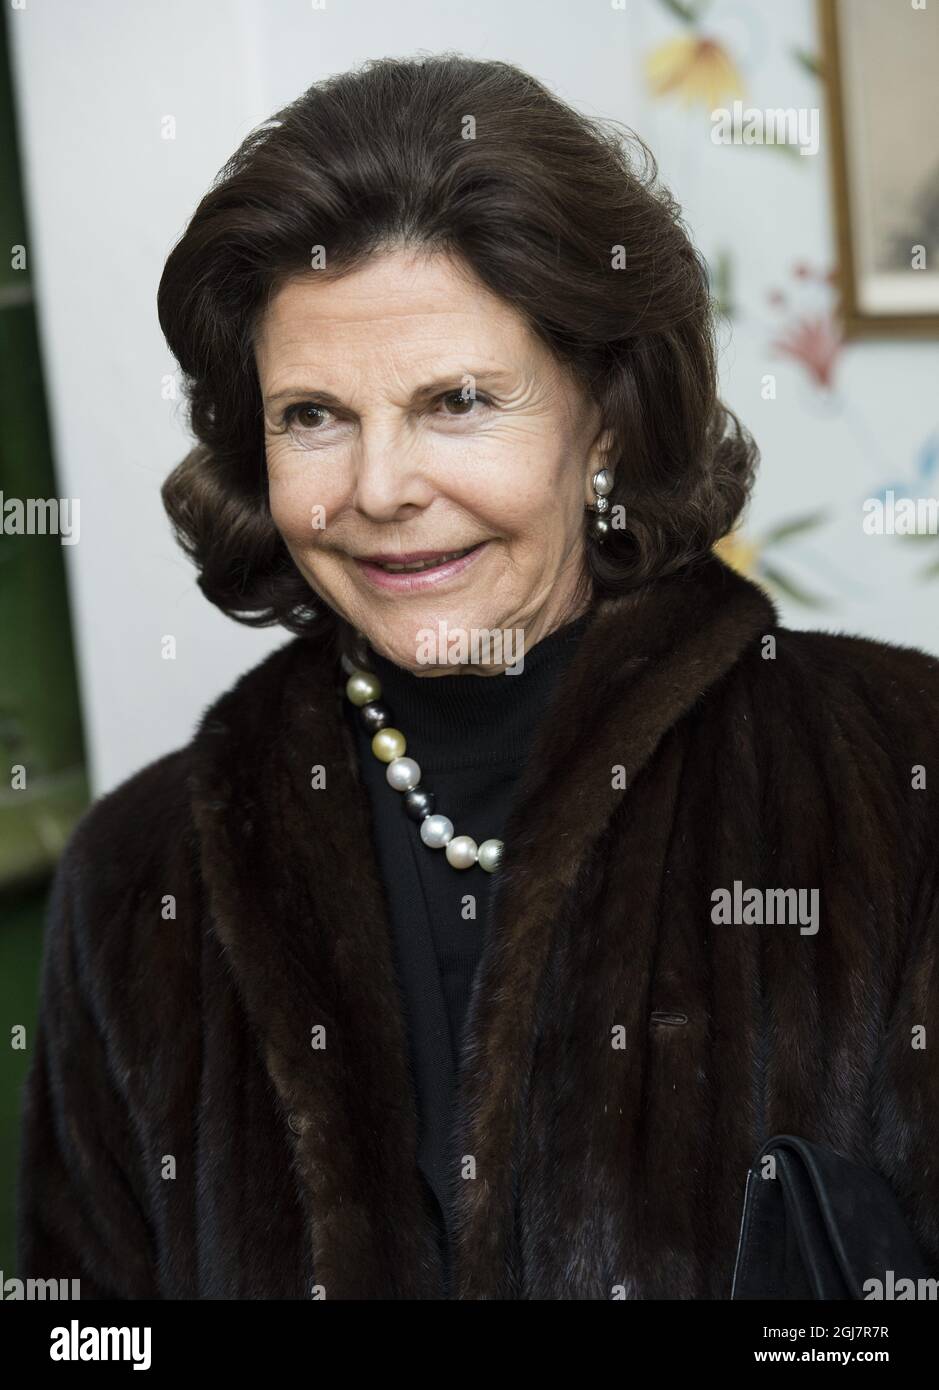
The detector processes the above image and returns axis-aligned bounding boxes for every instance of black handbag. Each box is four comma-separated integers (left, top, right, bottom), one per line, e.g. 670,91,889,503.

731,1133,935,1300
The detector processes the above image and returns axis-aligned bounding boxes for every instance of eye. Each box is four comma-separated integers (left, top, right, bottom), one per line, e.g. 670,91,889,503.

281,402,332,431
276,389,494,437
437,389,492,416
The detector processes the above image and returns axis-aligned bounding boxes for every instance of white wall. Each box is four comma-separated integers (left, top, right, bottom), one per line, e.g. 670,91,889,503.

9,0,938,795
9,0,285,796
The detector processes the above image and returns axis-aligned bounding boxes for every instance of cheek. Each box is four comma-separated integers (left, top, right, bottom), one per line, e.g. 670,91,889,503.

268,482,318,545
266,451,343,544
459,432,565,525
470,439,577,541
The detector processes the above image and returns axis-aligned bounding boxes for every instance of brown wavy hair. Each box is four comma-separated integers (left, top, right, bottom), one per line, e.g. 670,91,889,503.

157,52,757,636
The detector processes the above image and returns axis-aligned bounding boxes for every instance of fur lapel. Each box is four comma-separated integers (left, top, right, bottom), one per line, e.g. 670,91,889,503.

188,553,778,1298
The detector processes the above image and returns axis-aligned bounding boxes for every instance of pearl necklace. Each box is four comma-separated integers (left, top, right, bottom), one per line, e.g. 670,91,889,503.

342,660,504,874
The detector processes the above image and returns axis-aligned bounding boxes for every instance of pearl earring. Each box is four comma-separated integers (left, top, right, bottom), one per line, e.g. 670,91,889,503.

589,469,614,541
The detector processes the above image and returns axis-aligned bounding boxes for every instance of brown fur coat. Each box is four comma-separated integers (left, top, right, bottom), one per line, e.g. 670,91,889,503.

15,553,939,1298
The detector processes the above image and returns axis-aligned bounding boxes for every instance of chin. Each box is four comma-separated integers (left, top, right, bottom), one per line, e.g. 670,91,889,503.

367,605,515,670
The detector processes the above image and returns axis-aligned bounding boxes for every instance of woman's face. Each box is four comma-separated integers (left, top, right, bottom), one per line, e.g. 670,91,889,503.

254,245,611,674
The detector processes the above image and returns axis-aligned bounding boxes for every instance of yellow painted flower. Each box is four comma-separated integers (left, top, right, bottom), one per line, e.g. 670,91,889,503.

714,531,760,577
645,36,745,108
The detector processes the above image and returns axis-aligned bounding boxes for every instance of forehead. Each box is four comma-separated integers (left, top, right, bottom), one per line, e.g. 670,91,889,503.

253,246,544,382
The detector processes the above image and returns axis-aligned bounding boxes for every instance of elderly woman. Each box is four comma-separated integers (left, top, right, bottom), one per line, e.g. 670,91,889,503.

16,54,939,1301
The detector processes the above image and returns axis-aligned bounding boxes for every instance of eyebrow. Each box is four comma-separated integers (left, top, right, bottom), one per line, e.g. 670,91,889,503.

263,369,517,410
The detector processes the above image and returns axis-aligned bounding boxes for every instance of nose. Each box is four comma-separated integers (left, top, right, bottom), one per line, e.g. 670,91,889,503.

351,429,436,523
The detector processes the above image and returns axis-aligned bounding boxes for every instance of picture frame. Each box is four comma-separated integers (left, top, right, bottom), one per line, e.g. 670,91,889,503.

819,0,939,338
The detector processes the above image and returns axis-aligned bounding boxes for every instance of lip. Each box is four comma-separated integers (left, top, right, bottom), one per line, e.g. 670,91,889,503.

353,542,488,592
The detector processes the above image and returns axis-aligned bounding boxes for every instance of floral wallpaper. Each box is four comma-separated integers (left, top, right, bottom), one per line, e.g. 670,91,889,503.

636,0,939,652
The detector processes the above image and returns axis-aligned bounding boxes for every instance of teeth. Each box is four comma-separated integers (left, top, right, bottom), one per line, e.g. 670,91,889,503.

378,547,473,573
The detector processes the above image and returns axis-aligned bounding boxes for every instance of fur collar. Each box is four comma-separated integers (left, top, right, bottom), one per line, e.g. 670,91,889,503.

188,553,778,1297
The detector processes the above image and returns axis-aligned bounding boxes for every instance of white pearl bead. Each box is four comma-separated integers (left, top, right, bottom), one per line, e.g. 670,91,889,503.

420,814,454,848
592,468,614,496
386,756,421,791
477,839,504,873
445,835,478,869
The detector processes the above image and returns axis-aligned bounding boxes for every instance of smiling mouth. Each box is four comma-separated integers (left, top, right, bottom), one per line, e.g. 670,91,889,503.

363,544,482,573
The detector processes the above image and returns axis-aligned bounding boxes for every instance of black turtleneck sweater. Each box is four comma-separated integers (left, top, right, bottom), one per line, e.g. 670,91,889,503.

342,611,589,1290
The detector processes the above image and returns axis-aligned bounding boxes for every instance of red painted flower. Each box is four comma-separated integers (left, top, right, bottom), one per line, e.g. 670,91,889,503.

771,315,842,390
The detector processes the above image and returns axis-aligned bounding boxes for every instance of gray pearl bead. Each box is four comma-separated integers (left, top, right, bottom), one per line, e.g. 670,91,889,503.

404,788,436,821
360,701,392,734
386,756,421,791
591,514,609,540
420,814,454,848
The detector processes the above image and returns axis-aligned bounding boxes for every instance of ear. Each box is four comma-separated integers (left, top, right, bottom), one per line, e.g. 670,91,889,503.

584,426,616,504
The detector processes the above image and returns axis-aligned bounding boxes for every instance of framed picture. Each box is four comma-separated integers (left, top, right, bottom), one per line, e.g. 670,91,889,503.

819,0,939,338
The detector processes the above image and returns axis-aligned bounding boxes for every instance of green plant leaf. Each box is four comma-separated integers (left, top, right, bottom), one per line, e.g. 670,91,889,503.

658,0,707,25
760,563,827,608
761,511,829,546
791,48,822,79
760,140,803,161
